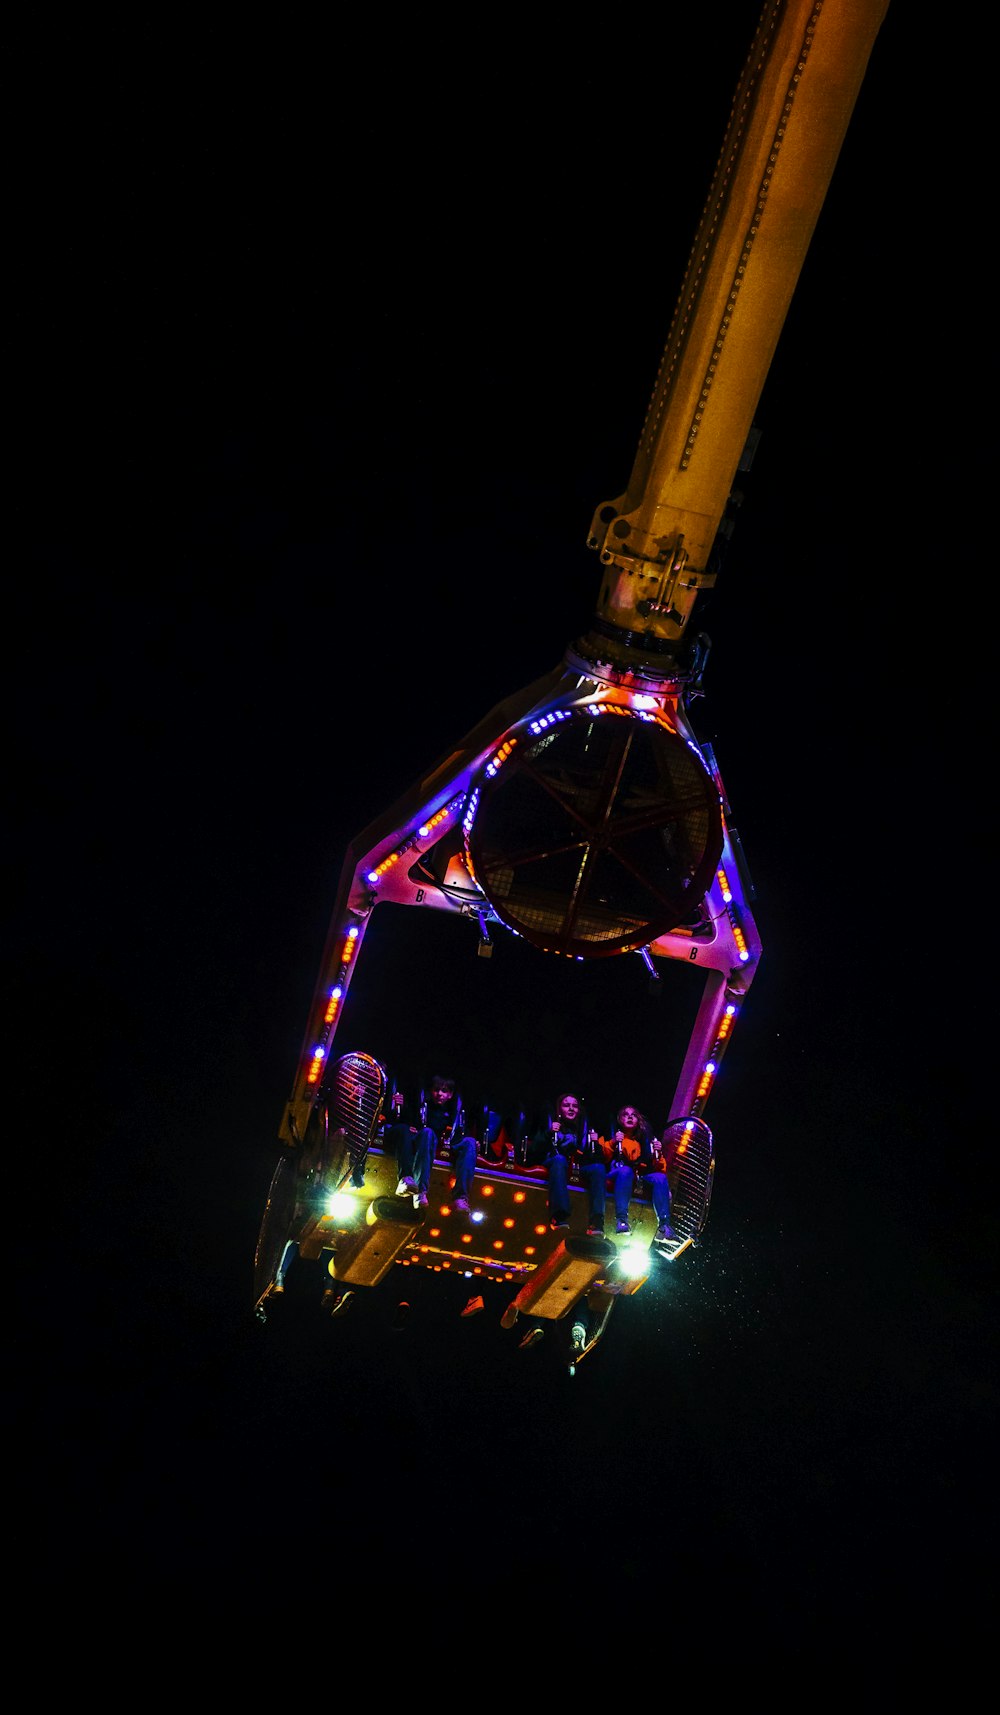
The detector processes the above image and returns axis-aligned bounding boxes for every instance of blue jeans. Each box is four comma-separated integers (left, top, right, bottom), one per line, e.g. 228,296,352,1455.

388,1122,432,1194
545,1151,572,1222
608,1162,636,1222
643,1170,672,1224
388,1124,476,1199
447,1135,477,1200
609,1165,671,1223
578,1160,609,1226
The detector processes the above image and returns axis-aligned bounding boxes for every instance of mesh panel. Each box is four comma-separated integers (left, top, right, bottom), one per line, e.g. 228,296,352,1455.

467,710,722,956
327,1051,387,1166
664,1116,714,1243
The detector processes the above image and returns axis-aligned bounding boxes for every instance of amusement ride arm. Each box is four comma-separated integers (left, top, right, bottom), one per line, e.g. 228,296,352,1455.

577,0,890,680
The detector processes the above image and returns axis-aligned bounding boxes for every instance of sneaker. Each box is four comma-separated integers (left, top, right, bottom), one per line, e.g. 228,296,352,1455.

586,1223,605,1238
549,1218,569,1231
453,1196,470,1213
616,1219,630,1234
416,1192,429,1207
396,1176,417,1196
654,1221,675,1242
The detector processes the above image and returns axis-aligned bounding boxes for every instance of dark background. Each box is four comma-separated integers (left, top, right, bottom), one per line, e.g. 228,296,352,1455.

12,3,993,1657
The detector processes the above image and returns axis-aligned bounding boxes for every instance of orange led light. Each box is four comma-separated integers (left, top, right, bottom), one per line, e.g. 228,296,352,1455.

481,1185,494,1197
461,1233,472,1244
503,1217,515,1229
488,738,517,771
513,1191,526,1204
429,1228,441,1238
418,806,451,837
524,1246,536,1256
492,1240,505,1251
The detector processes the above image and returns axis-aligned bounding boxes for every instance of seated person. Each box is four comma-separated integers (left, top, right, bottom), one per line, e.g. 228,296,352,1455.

608,1104,674,1240
530,1092,606,1233
385,1074,478,1211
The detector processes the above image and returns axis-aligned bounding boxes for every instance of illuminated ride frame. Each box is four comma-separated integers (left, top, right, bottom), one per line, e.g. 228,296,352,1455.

253,0,889,1367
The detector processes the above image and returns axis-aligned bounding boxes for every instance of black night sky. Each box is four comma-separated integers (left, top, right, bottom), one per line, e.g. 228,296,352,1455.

13,3,993,1660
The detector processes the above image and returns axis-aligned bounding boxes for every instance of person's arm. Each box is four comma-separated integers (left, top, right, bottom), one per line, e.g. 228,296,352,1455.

589,1128,613,1164
637,1127,656,1173
390,1089,408,1124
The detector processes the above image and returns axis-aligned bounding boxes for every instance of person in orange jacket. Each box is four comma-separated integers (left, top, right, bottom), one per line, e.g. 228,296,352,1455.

606,1103,674,1241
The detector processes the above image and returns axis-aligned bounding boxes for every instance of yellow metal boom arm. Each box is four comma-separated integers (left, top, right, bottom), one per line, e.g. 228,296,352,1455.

582,0,889,667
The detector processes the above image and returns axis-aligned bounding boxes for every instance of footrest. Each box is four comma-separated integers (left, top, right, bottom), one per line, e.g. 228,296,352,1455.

507,1233,617,1321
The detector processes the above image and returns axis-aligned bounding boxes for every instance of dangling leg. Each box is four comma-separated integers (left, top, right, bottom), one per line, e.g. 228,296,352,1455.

413,1126,435,1207
451,1135,477,1210
546,1152,570,1228
274,1238,298,1292
390,1123,418,1196
611,1163,634,1232
649,1169,675,1240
